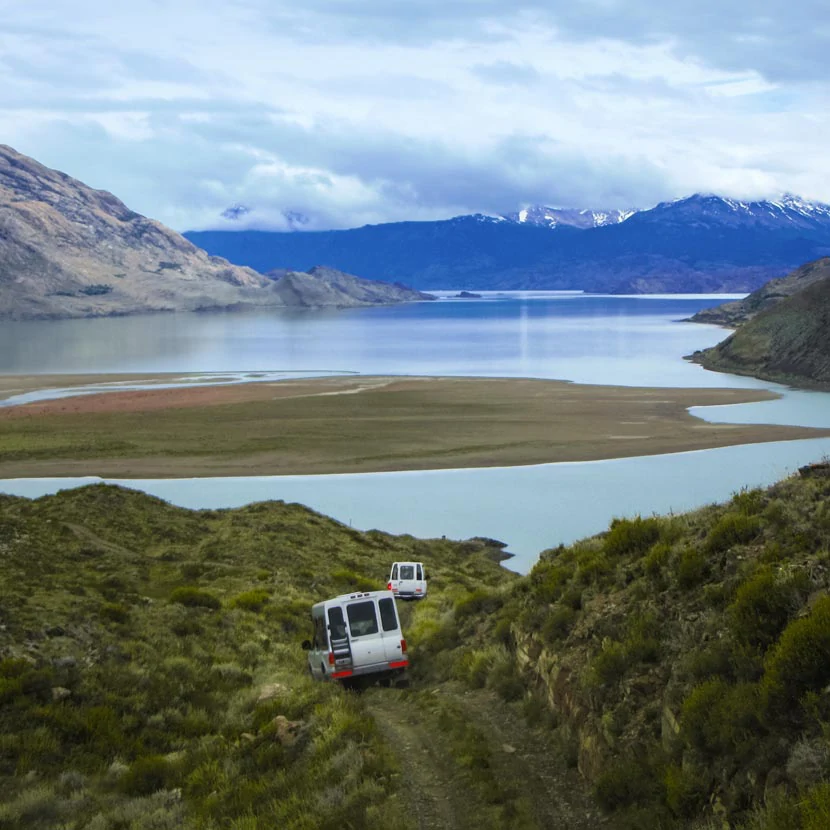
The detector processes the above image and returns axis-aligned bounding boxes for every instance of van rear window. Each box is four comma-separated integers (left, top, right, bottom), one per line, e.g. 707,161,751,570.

379,597,398,632
347,601,379,636
399,565,415,580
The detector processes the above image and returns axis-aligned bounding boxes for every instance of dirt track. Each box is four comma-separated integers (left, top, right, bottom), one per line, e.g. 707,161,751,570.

366,685,607,830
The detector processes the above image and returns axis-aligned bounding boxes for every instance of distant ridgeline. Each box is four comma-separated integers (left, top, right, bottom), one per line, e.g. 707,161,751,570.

185,195,830,294
690,257,830,388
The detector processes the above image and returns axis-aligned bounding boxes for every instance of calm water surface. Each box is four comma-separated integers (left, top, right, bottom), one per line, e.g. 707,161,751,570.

3,293,830,572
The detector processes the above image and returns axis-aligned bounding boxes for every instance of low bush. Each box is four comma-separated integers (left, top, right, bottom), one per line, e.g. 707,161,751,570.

169,586,221,610
705,512,762,554
119,755,174,797
728,568,804,651
100,601,130,624
228,589,270,612
763,595,830,717
604,516,662,558
681,679,764,760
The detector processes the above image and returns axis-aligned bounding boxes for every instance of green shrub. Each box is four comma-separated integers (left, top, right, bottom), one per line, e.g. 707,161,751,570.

541,605,576,643
119,755,173,796
228,589,271,612
676,547,709,589
705,512,762,554
664,763,710,818
763,595,830,716
100,601,130,624
604,516,662,558
331,568,383,592
594,757,656,810
531,564,572,603
454,589,503,621
576,550,613,585
681,679,764,759
169,586,221,610
644,542,671,577
589,641,628,686
728,568,803,651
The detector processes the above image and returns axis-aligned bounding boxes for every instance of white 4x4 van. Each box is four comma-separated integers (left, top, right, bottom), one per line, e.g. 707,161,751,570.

302,590,408,683
388,561,428,599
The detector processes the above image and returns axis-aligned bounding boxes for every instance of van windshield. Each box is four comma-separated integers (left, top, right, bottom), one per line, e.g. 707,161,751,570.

347,601,379,637
399,565,415,580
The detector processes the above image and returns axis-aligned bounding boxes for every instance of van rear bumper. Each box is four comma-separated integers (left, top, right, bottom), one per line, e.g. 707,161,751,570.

332,659,408,680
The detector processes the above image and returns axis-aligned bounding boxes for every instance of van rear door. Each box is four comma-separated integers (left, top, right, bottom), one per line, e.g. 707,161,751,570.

345,599,384,670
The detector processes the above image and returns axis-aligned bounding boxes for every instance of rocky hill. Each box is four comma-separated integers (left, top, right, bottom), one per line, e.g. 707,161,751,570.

185,194,830,293
690,270,830,387
690,257,830,327
267,265,433,306
0,146,430,319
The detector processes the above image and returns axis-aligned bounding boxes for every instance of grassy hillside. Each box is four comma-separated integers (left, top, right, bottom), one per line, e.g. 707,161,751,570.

413,467,830,828
6,474,830,828
691,267,830,388
690,257,830,328
0,485,511,829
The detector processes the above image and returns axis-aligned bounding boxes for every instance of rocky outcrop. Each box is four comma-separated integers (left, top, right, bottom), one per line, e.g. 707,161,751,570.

689,257,830,327
0,144,286,319
690,264,830,388
266,265,434,307
0,146,432,319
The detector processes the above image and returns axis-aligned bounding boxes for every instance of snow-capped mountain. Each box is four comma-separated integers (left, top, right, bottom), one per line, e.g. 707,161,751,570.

635,193,830,232
188,192,830,294
503,205,637,229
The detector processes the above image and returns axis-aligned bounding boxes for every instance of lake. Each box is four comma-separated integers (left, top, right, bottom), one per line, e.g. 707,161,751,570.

3,292,830,572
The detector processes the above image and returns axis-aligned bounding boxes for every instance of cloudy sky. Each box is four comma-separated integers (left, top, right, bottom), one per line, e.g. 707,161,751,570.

1,0,829,231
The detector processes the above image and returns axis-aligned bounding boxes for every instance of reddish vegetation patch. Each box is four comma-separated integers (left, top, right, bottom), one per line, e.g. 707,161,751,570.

0,383,290,418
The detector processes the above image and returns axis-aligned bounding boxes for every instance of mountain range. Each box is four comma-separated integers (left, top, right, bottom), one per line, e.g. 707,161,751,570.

0,146,428,319
186,194,830,293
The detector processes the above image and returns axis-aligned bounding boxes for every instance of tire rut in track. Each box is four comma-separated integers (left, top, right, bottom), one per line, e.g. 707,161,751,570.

367,690,469,830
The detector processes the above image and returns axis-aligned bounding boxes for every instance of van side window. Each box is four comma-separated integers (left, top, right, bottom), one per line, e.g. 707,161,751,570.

400,565,414,580
314,615,329,650
328,607,347,641
347,601,379,637
392,564,398,579
416,564,423,581
378,597,398,632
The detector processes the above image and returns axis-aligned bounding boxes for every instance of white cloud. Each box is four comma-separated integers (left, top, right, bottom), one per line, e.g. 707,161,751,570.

0,0,828,229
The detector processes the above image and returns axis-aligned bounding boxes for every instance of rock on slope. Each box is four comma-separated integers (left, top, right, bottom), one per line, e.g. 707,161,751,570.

267,265,434,306
691,261,830,387
689,257,830,327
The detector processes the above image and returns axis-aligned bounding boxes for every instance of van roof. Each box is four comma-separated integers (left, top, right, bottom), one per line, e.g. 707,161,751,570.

392,561,424,566
312,589,396,610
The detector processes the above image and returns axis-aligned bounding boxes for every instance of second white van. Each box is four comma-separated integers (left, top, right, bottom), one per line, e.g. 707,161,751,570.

387,561,428,600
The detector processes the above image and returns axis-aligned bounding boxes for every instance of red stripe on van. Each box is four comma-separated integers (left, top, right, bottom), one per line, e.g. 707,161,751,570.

331,669,353,679
388,660,409,669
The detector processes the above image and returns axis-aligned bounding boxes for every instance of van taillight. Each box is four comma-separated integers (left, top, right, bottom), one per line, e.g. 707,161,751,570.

400,639,407,654
387,582,392,590
328,652,335,665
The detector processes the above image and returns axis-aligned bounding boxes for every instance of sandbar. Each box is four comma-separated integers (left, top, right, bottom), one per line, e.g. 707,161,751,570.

0,374,827,478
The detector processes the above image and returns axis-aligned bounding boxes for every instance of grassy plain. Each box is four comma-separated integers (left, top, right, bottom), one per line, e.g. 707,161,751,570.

0,374,827,478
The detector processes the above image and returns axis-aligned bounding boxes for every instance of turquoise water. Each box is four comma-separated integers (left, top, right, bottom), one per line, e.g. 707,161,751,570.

2,293,830,572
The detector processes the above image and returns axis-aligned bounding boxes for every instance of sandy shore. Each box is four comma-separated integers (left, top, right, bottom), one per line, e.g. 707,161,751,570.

0,374,828,478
